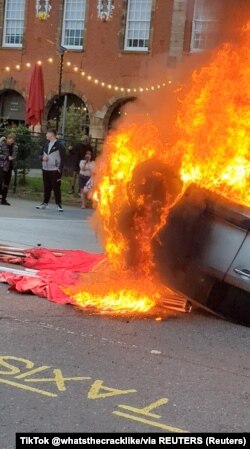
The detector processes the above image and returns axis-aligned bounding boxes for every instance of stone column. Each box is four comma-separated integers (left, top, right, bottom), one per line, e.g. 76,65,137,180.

168,0,188,63
89,112,106,139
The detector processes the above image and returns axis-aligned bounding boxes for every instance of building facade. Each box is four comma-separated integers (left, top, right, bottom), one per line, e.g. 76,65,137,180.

0,0,248,138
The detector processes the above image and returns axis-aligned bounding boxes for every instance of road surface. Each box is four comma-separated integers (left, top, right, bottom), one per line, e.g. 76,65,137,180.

0,199,249,448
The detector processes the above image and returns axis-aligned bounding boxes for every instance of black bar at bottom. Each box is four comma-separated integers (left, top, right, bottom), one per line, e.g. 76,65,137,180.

16,433,248,448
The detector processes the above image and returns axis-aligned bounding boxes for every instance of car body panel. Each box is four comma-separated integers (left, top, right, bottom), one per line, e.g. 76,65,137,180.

225,234,250,293
153,186,250,326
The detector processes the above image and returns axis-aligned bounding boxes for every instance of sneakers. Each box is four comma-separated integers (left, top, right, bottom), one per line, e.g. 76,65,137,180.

1,199,11,206
36,203,48,210
36,202,63,212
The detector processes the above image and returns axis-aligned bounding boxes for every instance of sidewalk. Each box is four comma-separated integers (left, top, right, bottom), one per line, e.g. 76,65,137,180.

0,198,103,253
27,168,42,177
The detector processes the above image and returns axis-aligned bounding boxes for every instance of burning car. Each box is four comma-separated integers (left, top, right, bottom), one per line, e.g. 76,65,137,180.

116,159,250,326
91,24,249,325
153,183,250,326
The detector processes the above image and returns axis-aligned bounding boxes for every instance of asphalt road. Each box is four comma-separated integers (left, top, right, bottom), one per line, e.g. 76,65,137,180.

0,199,250,448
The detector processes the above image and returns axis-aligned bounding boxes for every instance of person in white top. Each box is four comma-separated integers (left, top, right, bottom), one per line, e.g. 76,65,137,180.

79,150,95,208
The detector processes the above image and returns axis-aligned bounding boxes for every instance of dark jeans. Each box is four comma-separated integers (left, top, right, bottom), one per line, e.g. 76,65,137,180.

42,170,62,205
0,167,12,200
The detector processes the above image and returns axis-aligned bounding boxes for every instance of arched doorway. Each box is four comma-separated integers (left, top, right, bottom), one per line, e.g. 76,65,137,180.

0,89,25,127
47,93,90,136
106,97,137,131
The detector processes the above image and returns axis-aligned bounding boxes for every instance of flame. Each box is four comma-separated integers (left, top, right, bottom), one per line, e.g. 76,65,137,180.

92,122,182,274
93,124,163,269
72,290,155,314
178,24,250,207
69,123,183,316
63,271,188,316
65,278,157,315
66,24,250,317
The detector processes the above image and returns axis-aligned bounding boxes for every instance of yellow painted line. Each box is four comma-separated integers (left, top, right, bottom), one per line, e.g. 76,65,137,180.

118,398,169,419
0,356,34,376
0,378,57,398
15,366,50,379
25,373,91,392
88,380,137,399
113,411,188,433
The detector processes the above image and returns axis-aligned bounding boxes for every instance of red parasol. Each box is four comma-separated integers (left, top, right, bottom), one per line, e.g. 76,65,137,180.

25,63,45,126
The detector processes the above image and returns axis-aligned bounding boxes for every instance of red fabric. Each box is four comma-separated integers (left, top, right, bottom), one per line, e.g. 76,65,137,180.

23,248,103,272
0,248,104,304
25,64,45,126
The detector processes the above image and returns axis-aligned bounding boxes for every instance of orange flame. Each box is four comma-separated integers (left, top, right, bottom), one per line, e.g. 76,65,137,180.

66,24,250,316
93,123,164,268
63,271,188,316
178,24,250,207
92,122,182,273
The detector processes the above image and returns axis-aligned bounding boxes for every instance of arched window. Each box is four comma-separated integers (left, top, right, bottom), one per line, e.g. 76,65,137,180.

0,90,25,125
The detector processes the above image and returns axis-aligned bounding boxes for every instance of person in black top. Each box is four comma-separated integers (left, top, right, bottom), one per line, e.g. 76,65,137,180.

68,135,92,194
0,133,18,206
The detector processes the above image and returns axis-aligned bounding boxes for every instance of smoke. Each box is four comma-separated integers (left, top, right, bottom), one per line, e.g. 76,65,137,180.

91,12,250,275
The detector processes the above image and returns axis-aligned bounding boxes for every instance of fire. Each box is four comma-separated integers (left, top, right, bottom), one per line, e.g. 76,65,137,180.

66,24,250,317
178,24,250,207
67,122,184,316
92,121,185,280
92,122,175,271
72,290,154,314
63,271,189,316
65,277,157,315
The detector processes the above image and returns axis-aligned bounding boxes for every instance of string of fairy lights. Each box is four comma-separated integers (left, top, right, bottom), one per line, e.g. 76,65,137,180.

1,57,174,94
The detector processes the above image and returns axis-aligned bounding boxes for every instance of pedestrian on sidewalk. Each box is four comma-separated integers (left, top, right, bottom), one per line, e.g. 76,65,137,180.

0,133,18,206
79,149,95,209
68,135,92,195
36,128,66,212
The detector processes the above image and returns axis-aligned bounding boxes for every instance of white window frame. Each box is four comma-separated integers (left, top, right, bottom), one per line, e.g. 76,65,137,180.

191,0,218,52
61,0,87,50
124,0,153,52
2,0,25,48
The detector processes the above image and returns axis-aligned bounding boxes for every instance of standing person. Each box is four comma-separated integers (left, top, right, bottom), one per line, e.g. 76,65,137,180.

68,135,92,194
0,133,18,206
79,149,95,209
36,128,66,212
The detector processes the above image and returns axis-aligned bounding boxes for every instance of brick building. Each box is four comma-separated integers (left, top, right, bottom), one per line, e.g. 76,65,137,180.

0,0,248,138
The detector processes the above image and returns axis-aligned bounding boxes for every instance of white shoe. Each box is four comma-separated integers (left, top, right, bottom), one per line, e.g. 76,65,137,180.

57,205,64,212
36,203,48,210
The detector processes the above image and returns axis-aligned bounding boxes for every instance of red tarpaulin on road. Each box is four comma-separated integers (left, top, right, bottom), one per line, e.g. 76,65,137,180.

25,63,45,126
0,248,105,304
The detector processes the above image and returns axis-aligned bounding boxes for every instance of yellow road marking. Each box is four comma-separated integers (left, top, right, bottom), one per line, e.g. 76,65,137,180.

118,398,169,419
0,356,34,376
0,378,57,398
25,370,91,392
113,411,188,433
88,380,137,399
15,366,50,379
